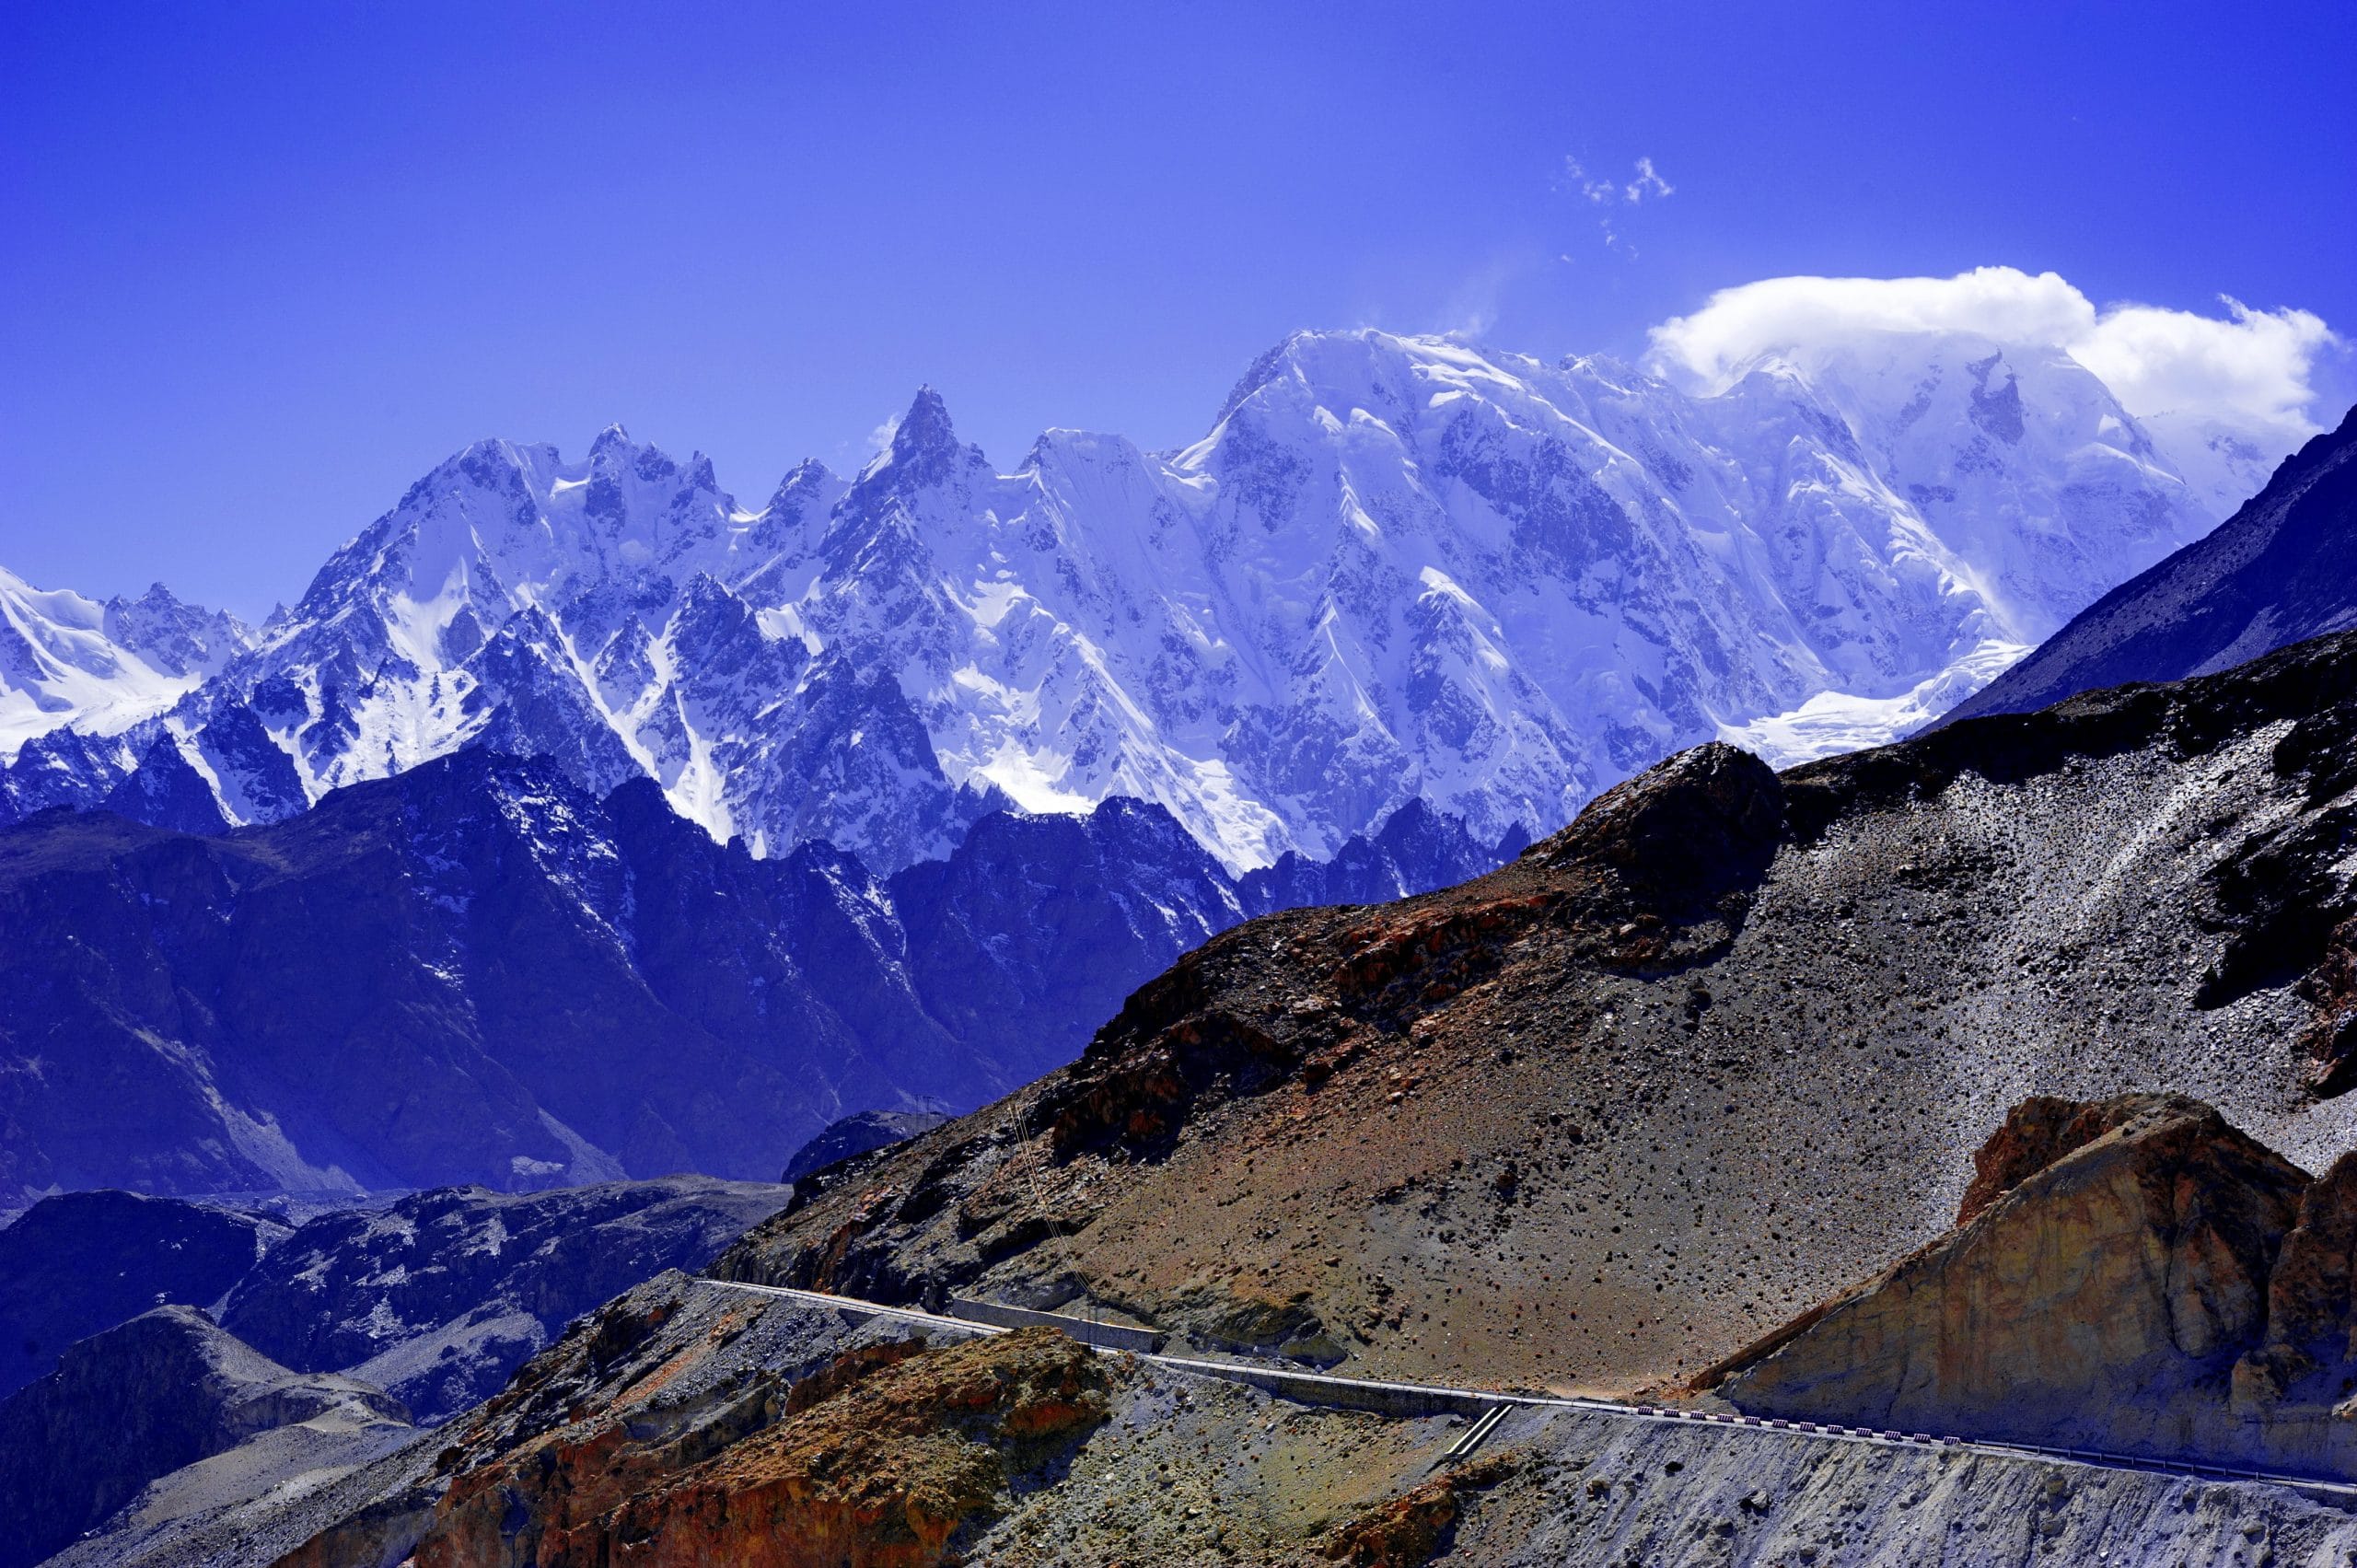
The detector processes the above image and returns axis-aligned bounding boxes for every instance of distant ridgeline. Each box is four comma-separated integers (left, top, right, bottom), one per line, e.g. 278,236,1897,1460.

0,749,1513,1213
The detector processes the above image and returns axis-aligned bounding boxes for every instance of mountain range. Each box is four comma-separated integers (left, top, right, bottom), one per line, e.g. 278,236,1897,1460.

0,749,1500,1213
55,620,2353,1568
0,412,2351,1565
1,326,2235,874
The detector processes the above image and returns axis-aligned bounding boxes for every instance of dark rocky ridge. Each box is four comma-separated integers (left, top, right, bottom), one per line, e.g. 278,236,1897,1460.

782,1109,951,1184
0,1177,795,1568
714,630,2357,1398
1946,401,2357,722
0,1306,406,1568
219,1176,792,1424
0,750,1504,1211
0,1188,284,1397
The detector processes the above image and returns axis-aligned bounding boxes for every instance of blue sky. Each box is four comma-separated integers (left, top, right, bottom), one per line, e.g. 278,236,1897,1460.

3,0,2351,618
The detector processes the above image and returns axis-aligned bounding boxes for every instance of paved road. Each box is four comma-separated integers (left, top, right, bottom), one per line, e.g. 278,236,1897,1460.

702,1278,2357,1503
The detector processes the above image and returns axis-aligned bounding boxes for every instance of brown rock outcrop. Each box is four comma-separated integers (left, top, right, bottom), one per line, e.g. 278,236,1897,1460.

1702,1093,2357,1479
1955,1091,2224,1225
1321,1455,1516,1566
413,1325,1109,1568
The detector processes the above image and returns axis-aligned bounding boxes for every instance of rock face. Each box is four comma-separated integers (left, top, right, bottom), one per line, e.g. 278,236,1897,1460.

1946,401,2357,723
0,1305,406,1568
713,631,2357,1398
1706,1098,2295,1453
217,1177,791,1424
783,1110,952,1183
0,1189,284,1397
0,741,1504,1209
1704,1092,2357,1481
419,1322,1110,1568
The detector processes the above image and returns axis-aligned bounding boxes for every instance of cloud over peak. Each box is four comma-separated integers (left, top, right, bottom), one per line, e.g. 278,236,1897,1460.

1644,266,2340,448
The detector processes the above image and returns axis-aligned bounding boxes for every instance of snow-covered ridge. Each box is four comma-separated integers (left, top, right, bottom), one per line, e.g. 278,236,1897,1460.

1,327,2246,867
0,568,251,758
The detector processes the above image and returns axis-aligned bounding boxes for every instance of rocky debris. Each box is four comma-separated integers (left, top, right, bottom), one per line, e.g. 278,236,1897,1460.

714,631,2357,1400
1448,1403,2357,1566
784,1109,953,1183
1703,1092,2357,1479
0,1188,284,1397
0,1306,406,1568
218,1177,791,1424
1033,742,1785,1169
1949,401,2357,724
1320,1454,1516,1565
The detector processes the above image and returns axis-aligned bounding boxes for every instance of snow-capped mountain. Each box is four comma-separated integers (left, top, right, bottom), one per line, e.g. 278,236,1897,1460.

0,568,250,756
2,328,2230,867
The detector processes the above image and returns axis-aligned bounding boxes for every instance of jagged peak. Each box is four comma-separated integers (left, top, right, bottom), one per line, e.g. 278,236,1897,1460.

673,570,747,617
853,386,979,492
589,422,633,458
766,458,842,511
893,386,958,458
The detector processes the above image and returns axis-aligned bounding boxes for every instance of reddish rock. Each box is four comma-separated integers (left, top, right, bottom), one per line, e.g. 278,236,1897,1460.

1955,1093,2207,1225
1321,1455,1515,1567
411,1326,1109,1568
1702,1095,2317,1468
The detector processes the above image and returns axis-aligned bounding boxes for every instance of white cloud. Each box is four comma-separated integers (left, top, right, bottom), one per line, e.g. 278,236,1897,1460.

2069,296,2337,438
1645,265,2340,445
1562,156,1618,205
1625,157,1674,203
1563,154,1674,208
1559,156,1674,263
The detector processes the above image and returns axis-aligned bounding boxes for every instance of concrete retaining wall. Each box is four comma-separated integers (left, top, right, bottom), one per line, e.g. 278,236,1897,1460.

946,1297,1167,1353
1155,1353,1506,1418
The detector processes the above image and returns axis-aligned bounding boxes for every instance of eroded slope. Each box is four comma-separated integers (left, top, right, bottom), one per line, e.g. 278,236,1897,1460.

714,633,2357,1396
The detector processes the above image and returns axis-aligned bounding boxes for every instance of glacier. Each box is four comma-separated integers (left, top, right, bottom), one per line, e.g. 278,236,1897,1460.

1,326,2244,870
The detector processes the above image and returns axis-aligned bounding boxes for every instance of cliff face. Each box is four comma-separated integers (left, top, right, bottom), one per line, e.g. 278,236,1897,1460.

1704,1093,2357,1479
711,632,2357,1397
0,1306,406,1568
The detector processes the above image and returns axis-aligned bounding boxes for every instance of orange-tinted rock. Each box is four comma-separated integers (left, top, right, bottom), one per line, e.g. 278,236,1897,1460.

2234,1151,2357,1414
1955,1092,2211,1225
412,1326,1109,1568
1704,1095,2314,1467
1320,1455,1515,1567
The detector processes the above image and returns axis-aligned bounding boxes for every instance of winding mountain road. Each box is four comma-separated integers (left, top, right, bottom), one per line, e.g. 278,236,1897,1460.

702,1278,2357,1504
